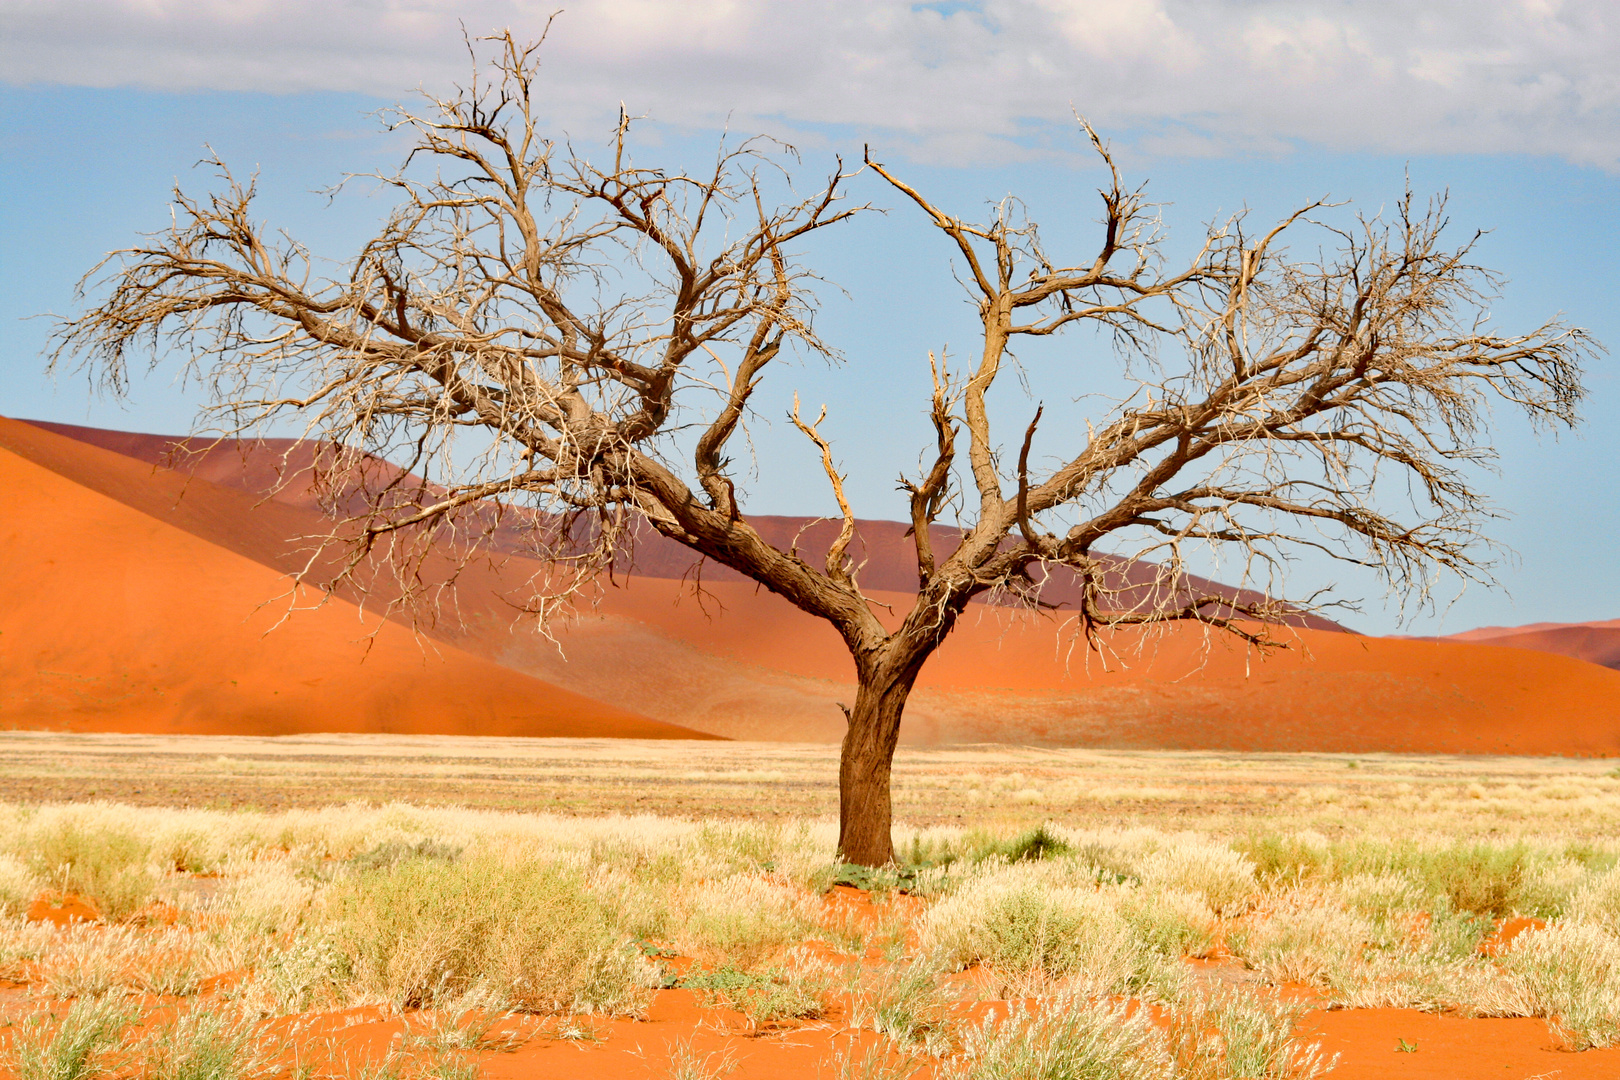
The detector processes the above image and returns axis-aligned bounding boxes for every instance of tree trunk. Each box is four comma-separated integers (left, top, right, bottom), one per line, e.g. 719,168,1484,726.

837,655,923,867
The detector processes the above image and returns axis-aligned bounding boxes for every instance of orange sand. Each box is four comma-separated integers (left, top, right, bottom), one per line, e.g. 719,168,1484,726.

1448,622,1620,672
7,417,1618,752
0,421,711,740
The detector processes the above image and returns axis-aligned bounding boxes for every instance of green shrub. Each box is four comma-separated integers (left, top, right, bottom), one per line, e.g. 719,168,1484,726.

1233,835,1328,884
1330,840,1533,918
1121,888,1219,960
1414,843,1532,919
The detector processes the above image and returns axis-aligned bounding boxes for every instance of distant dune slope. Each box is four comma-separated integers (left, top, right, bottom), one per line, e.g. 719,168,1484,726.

1439,621,1620,672
12,418,1620,754
0,418,713,740
25,420,1348,633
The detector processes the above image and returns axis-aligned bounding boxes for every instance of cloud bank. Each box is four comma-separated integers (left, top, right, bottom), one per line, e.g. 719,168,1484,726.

2,1,1616,166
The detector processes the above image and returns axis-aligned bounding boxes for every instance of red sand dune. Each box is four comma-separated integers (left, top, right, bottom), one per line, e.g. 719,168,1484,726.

0,418,710,740
1448,618,1620,641
1440,620,1620,672
519,574,1620,754
24,420,1348,633
9,417,1620,754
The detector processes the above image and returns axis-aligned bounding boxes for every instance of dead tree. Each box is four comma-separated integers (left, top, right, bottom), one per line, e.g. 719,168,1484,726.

52,33,1594,865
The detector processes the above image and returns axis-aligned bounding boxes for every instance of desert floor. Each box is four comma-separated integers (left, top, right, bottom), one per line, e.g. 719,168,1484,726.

3,735,1620,1080
3,733,1619,831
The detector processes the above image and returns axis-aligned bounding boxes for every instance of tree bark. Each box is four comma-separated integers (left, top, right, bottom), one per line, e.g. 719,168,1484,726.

837,653,924,866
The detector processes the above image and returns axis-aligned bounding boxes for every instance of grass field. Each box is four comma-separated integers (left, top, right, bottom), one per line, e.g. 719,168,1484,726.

2,734,1619,1079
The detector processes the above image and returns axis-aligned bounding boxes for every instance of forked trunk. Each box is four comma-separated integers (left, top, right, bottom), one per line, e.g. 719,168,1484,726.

837,656,923,867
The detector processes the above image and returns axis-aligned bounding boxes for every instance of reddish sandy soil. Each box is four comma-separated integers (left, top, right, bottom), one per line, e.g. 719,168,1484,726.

8,891,1618,1080
0,418,709,740
4,416,1619,753
55,992,1620,1080
1300,1007,1620,1079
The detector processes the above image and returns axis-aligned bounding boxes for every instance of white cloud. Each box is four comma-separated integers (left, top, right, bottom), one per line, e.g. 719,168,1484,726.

0,0,1616,166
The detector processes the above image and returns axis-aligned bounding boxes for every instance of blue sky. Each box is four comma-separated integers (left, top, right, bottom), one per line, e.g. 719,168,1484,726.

2,1,1616,635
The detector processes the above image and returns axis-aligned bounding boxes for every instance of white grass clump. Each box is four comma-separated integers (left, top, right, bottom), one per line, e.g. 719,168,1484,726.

1568,865,1620,934
675,872,817,967
1137,838,1258,917
34,924,238,999
921,864,1178,997
1168,988,1337,1080
0,853,39,916
1228,888,1371,986
0,917,56,981
218,855,321,938
1336,872,1424,920
331,851,659,1015
1501,922,1620,1049
5,993,140,1080
945,994,1171,1080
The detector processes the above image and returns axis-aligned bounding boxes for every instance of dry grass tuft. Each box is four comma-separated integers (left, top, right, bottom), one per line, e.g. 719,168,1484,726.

944,995,1171,1080
1501,922,1620,1049
330,852,657,1015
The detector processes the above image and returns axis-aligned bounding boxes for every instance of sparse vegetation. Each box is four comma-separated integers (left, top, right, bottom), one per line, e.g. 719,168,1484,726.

1166,989,1338,1080
139,1008,268,1080
945,995,1171,1080
6,994,140,1080
681,960,831,1029
1501,922,1620,1049
0,773,1617,1076
330,852,658,1014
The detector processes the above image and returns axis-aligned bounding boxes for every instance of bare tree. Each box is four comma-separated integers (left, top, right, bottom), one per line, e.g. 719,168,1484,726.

52,33,1594,865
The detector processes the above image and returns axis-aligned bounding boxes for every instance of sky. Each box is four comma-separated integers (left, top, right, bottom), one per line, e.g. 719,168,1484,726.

1,0,1616,636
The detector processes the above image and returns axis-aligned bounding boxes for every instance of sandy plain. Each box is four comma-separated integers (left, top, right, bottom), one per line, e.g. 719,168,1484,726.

4,744,1620,1080
0,733,1615,836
